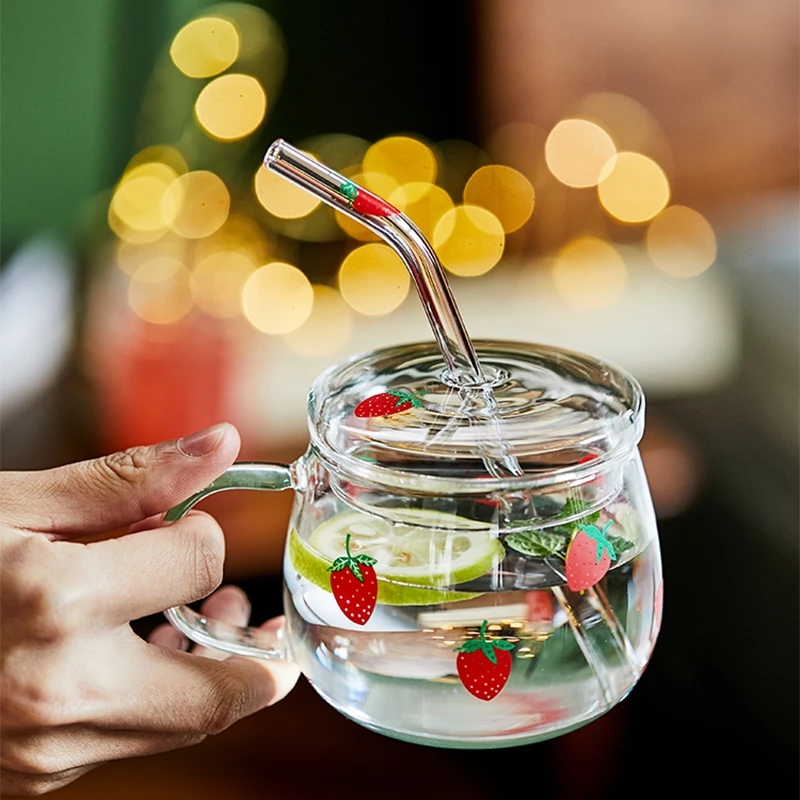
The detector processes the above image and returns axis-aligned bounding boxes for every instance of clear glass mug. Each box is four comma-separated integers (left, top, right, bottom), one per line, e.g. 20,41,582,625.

166,340,663,748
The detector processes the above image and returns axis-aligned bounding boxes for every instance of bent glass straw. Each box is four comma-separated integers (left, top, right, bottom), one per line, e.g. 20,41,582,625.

263,139,484,385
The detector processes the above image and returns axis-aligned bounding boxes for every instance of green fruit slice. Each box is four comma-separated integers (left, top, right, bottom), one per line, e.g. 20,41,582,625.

289,509,505,606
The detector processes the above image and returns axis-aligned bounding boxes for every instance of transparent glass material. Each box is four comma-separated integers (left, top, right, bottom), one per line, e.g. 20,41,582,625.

166,341,662,749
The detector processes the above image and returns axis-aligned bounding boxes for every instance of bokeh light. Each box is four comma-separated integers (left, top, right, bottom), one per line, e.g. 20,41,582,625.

124,145,187,176
545,119,617,188
551,236,627,309
463,165,535,233
195,213,270,265
195,73,266,141
572,92,672,170
110,163,177,235
646,205,717,278
338,243,410,315
162,170,230,238
191,250,255,317
115,237,185,277
170,17,239,78
255,164,321,219
433,206,505,277
388,182,454,240
283,285,353,357
128,257,194,324
242,262,313,334
598,152,670,223
363,136,437,188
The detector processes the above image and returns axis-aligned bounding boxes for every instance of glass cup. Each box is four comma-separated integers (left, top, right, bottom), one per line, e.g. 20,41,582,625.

166,340,663,748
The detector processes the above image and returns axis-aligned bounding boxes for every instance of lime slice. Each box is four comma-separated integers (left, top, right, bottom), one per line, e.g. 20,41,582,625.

289,509,504,606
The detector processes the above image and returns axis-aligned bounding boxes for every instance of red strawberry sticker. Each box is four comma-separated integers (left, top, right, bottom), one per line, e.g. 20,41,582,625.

327,533,378,625
454,620,514,701
565,520,617,591
354,391,422,418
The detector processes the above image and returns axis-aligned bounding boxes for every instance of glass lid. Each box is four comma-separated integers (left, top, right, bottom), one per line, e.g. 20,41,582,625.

308,340,644,486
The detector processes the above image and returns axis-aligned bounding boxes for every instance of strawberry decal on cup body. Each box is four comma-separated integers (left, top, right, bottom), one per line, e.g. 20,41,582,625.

327,533,378,625
354,391,422,418
565,520,617,591
454,620,514,701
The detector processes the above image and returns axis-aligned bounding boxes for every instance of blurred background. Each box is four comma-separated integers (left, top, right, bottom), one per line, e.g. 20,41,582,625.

1,0,797,797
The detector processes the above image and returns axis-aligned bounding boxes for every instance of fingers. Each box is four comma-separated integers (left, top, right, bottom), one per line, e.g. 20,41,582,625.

147,586,250,655
0,422,241,536
148,624,188,651
114,638,299,735
84,510,225,625
191,585,251,660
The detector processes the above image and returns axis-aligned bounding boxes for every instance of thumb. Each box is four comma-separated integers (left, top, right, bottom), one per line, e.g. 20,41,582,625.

1,423,241,537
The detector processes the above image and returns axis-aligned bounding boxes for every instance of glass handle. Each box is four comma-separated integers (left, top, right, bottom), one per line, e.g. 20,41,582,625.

163,462,294,660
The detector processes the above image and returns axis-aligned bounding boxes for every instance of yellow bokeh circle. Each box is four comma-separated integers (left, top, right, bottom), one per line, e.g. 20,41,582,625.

283,285,353,357
389,182,454,240
170,17,239,79
363,136,437,186
551,236,627,310
242,262,313,334
598,152,670,223
128,257,194,324
433,205,505,277
338,243,410,316
646,205,717,278
124,146,187,176
545,119,617,188
162,170,230,238
463,165,535,233
195,73,266,141
111,163,178,233
255,166,321,219
192,250,255,318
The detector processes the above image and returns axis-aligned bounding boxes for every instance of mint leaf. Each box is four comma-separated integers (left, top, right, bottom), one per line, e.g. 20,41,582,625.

607,534,634,555
506,530,567,558
561,497,600,526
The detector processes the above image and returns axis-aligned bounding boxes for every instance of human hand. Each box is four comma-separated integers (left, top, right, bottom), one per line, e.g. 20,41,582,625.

0,423,299,797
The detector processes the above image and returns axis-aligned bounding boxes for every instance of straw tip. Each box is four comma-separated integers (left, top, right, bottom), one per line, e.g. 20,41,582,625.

263,138,286,167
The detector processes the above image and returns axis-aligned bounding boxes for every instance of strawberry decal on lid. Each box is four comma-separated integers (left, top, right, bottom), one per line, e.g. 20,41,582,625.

454,620,514,701
565,520,617,592
328,533,378,625
354,391,422,418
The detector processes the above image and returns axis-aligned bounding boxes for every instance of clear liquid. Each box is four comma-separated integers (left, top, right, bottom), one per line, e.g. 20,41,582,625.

284,538,661,748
